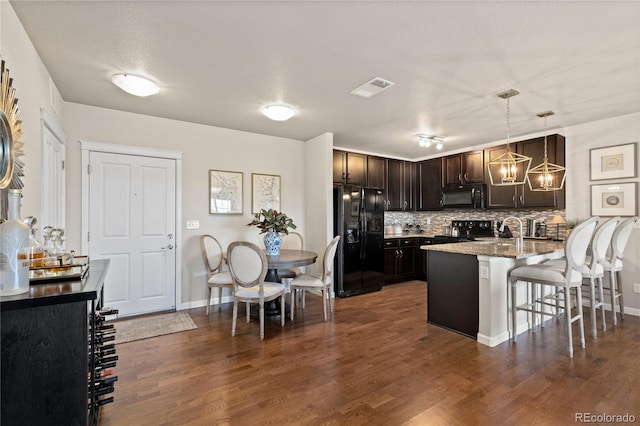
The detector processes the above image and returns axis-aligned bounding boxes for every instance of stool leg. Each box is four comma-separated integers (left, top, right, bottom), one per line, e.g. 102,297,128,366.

588,277,597,338
575,287,586,348
609,269,618,325
511,278,518,342
564,286,574,358
597,276,606,332
616,271,625,320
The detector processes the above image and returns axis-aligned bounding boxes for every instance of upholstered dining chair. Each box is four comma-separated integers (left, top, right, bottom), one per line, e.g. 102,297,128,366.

200,234,234,315
603,216,638,325
290,236,341,322
544,216,619,338
227,241,285,340
508,216,598,357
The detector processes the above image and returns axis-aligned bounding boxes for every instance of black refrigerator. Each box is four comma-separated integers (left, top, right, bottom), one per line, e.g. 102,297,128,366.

333,185,385,297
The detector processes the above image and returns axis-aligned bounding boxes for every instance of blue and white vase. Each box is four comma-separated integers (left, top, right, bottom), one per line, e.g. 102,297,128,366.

263,231,282,255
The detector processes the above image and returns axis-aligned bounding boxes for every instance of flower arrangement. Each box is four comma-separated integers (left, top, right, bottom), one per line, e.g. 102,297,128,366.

248,209,297,234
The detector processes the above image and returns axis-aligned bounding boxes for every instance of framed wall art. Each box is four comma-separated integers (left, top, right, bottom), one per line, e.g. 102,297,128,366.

209,170,243,214
590,142,637,181
590,182,637,216
252,173,280,213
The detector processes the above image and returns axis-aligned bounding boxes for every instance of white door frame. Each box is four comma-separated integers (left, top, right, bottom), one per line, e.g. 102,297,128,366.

80,140,183,310
40,108,67,230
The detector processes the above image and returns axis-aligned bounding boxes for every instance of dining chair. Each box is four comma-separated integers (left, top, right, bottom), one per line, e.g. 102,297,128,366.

278,231,305,279
290,236,341,322
602,216,638,325
227,241,285,340
544,216,619,338
508,216,598,357
200,234,234,315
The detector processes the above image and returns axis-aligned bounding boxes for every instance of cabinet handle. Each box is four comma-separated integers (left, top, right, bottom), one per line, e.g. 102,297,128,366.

342,173,345,180
459,173,463,183
404,200,408,208
519,195,524,205
464,173,468,181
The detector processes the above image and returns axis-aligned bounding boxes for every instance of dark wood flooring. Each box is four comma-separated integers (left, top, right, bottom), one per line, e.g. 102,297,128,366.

100,281,640,425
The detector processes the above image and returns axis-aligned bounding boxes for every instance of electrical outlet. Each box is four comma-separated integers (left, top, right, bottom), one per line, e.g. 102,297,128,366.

426,217,432,225
480,266,489,279
634,283,640,294
186,220,200,230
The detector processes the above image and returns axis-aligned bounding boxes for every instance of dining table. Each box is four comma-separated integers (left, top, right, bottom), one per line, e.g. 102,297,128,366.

263,249,318,316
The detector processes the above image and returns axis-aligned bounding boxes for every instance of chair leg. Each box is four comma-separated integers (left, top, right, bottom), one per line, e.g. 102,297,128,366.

564,287,574,358
511,278,518,343
575,287,586,349
290,287,296,321
218,287,223,311
302,289,306,309
616,271,625,320
609,270,618,325
588,277,597,338
206,287,213,316
246,301,250,323
322,289,327,322
597,277,606,332
280,295,285,327
232,299,238,337
259,303,265,340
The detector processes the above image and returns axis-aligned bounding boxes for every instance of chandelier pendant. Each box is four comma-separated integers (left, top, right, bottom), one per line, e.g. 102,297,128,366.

526,111,566,191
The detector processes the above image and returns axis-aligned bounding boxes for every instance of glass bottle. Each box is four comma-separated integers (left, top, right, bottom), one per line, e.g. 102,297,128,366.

23,216,46,268
0,189,30,295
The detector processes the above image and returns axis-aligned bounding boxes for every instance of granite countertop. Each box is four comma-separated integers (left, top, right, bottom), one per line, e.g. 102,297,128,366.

420,238,565,259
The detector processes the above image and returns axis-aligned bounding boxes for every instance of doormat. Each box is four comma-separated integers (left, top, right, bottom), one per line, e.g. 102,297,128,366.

110,312,197,344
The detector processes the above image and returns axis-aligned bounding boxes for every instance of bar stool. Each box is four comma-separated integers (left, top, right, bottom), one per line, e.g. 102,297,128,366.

508,216,598,357
544,216,619,338
603,217,638,325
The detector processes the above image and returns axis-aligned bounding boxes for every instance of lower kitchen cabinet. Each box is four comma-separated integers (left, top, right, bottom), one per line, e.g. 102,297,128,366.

384,238,417,283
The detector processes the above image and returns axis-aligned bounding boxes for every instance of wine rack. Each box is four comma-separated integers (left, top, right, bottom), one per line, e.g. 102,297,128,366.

88,307,119,424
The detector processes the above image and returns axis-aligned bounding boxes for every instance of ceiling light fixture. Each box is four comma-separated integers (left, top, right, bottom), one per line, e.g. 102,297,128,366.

527,111,566,191
111,74,160,97
262,104,296,121
417,135,444,149
487,89,532,186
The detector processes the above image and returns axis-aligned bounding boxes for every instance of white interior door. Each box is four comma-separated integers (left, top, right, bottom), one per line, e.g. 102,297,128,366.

88,151,176,316
40,109,66,231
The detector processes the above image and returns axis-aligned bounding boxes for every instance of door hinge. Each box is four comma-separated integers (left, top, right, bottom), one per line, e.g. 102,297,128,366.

61,160,65,170
87,164,91,174
87,232,90,242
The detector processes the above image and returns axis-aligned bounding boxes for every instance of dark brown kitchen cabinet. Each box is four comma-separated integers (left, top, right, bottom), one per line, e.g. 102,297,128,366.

484,134,565,209
333,150,367,185
367,156,386,189
444,150,484,185
385,159,415,211
384,238,417,283
416,158,443,210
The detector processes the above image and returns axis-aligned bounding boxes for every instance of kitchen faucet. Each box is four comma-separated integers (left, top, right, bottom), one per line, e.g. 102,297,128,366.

500,216,524,248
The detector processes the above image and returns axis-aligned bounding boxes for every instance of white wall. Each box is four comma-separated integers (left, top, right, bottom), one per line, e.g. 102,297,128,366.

0,1,62,217
63,102,310,306
303,132,334,275
563,112,640,313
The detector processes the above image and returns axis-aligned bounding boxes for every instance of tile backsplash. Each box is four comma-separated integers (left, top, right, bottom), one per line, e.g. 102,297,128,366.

385,209,566,239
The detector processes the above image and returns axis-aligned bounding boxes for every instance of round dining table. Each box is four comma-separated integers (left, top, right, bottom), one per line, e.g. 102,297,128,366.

263,249,318,316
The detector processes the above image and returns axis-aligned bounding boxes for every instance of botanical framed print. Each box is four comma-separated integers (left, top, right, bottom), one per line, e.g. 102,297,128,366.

590,182,637,216
209,170,243,214
252,173,280,213
590,142,637,181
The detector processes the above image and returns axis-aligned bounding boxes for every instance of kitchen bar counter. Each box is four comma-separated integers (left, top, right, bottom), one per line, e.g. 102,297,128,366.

421,239,565,347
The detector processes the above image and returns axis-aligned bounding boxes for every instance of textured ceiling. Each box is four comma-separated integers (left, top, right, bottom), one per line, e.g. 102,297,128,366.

9,1,640,160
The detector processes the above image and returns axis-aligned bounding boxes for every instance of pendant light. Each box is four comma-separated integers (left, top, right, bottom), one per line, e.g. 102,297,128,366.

526,111,566,191
487,89,532,186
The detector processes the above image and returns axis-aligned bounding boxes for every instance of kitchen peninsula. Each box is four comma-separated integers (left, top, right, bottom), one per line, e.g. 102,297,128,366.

422,239,564,347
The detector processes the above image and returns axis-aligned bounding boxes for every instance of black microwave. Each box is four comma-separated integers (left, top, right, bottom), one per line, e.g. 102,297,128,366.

441,183,486,209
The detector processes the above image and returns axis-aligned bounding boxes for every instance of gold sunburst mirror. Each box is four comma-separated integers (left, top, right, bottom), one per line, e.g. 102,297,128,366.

1,58,25,191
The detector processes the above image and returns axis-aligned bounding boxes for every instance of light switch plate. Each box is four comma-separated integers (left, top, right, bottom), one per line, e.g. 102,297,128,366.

480,266,489,279
186,220,200,230
634,283,640,294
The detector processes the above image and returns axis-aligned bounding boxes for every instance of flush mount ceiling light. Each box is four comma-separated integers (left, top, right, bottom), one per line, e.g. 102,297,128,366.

487,89,532,186
417,135,444,149
111,74,160,97
527,111,566,191
262,104,296,121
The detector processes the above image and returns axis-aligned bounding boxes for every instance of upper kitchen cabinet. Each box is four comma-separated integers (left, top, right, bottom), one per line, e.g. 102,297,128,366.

386,159,415,211
416,158,443,210
444,150,484,186
333,151,367,186
484,134,566,209
367,156,386,189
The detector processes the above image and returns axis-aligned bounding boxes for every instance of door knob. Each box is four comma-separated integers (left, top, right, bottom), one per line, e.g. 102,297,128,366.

161,244,174,250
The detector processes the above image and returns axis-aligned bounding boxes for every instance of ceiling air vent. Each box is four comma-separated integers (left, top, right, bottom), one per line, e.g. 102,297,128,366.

350,77,395,98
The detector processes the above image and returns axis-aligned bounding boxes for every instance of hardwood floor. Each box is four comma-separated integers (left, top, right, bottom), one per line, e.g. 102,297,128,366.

100,281,640,425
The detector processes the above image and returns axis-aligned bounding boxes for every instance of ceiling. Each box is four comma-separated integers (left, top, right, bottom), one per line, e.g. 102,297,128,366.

10,1,640,160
